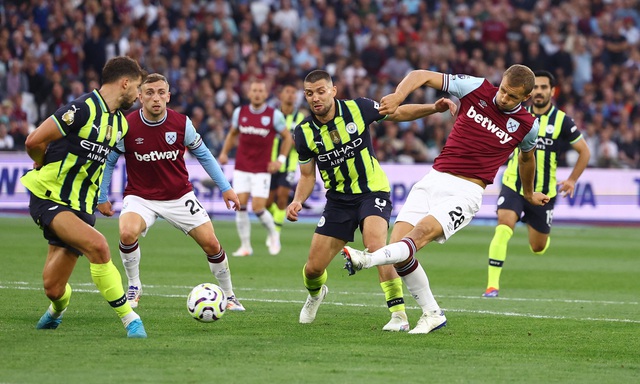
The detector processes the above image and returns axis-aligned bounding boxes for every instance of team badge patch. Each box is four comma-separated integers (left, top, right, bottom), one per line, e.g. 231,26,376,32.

346,122,357,134
545,124,555,135
261,116,271,126
105,125,113,141
165,132,177,145
506,118,520,133
61,105,79,125
330,130,341,144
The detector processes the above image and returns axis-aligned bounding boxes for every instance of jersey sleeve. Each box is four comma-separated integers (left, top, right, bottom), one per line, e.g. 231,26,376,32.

560,115,583,144
519,118,540,152
293,123,313,164
230,107,241,129
442,74,485,99
51,101,90,136
184,117,203,150
354,97,385,124
97,150,121,204
273,109,287,133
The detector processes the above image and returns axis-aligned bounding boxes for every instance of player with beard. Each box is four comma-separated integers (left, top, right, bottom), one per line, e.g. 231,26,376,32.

482,70,590,297
21,56,148,338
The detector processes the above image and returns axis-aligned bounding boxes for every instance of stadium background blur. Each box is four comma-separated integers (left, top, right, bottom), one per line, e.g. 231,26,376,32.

0,0,639,169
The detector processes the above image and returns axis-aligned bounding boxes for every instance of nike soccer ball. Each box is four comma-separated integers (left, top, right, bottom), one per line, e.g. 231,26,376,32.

186,283,227,322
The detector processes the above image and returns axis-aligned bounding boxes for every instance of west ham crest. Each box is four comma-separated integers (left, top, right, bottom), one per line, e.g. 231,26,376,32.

506,118,520,133
165,132,177,144
261,116,271,126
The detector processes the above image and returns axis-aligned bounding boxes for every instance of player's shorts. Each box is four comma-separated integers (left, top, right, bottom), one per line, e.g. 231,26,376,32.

396,169,483,244
121,191,211,236
233,170,271,198
496,185,557,234
315,191,392,242
269,171,295,191
29,193,95,255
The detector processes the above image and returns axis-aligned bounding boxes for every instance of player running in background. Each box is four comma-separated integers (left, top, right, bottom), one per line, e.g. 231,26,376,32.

483,70,590,297
287,69,457,331
21,56,148,338
343,65,550,334
219,79,293,256
266,83,306,238
97,73,245,311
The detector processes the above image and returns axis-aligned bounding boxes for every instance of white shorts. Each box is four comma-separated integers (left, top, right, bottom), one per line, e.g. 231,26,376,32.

232,170,271,198
120,192,211,235
395,170,483,243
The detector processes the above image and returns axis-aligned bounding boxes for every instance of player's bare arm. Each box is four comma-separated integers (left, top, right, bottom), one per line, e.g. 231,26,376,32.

268,128,294,173
518,149,550,206
386,98,457,122
379,70,445,115
24,118,64,167
558,138,590,198
218,128,239,165
286,160,316,222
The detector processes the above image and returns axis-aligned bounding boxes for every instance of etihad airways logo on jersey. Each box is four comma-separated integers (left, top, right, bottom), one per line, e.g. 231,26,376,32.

134,150,180,162
80,139,111,163
466,106,514,144
317,138,363,166
239,125,270,137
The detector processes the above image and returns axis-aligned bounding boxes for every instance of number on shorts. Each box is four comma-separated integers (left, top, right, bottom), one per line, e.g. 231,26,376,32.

448,206,465,230
185,199,204,215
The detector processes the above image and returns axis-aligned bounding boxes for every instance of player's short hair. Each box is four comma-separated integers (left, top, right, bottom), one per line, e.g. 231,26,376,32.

503,64,535,95
142,73,169,88
534,70,556,88
304,70,332,85
101,56,146,85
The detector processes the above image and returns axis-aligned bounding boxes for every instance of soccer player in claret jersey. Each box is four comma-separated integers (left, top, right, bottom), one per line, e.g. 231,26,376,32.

219,79,293,257
97,73,246,312
21,56,148,338
483,70,590,298
343,65,550,334
287,69,457,331
266,83,306,239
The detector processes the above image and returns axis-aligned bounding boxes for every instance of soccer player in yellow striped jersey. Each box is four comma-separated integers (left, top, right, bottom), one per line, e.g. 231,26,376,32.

266,83,306,252
483,70,591,297
20,56,149,337
286,69,457,331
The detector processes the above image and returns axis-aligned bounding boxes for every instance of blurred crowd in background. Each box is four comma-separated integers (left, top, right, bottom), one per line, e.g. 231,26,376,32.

1,0,640,169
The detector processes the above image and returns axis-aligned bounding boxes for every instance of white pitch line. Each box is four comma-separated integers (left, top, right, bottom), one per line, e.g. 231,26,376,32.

2,283,639,324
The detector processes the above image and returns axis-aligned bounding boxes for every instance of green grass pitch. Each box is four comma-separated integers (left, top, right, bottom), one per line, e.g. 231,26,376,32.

0,216,638,383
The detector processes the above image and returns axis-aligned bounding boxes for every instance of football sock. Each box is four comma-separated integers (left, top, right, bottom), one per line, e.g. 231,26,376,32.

487,224,513,290
207,248,235,297
236,208,251,249
272,206,285,233
90,260,132,319
50,283,72,314
256,209,277,235
119,240,141,287
530,237,551,255
396,257,441,313
302,265,327,297
369,237,416,267
380,277,405,313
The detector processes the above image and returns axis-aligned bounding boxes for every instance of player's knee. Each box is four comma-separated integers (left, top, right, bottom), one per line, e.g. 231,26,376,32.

85,238,111,262
119,228,139,245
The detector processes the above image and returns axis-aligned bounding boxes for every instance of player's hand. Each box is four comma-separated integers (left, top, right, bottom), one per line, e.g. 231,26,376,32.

97,201,114,217
379,92,405,115
557,179,576,198
525,192,550,206
435,97,457,116
286,201,303,222
218,153,228,165
222,189,240,211
267,160,281,174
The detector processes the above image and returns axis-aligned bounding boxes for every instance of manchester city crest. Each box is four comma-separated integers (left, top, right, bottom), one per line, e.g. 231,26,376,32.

346,122,357,134
506,118,520,133
165,132,177,144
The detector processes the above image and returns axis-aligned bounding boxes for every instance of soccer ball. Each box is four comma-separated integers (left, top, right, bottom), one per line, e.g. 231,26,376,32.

186,283,227,322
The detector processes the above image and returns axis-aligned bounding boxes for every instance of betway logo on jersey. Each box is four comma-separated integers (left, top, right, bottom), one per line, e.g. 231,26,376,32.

239,125,270,137
466,106,513,144
134,150,179,162
317,138,363,167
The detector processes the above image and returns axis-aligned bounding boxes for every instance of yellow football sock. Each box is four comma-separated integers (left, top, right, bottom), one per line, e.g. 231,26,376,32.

272,207,286,233
90,260,132,318
530,237,551,255
302,265,327,297
380,277,405,313
51,283,72,313
487,224,513,290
